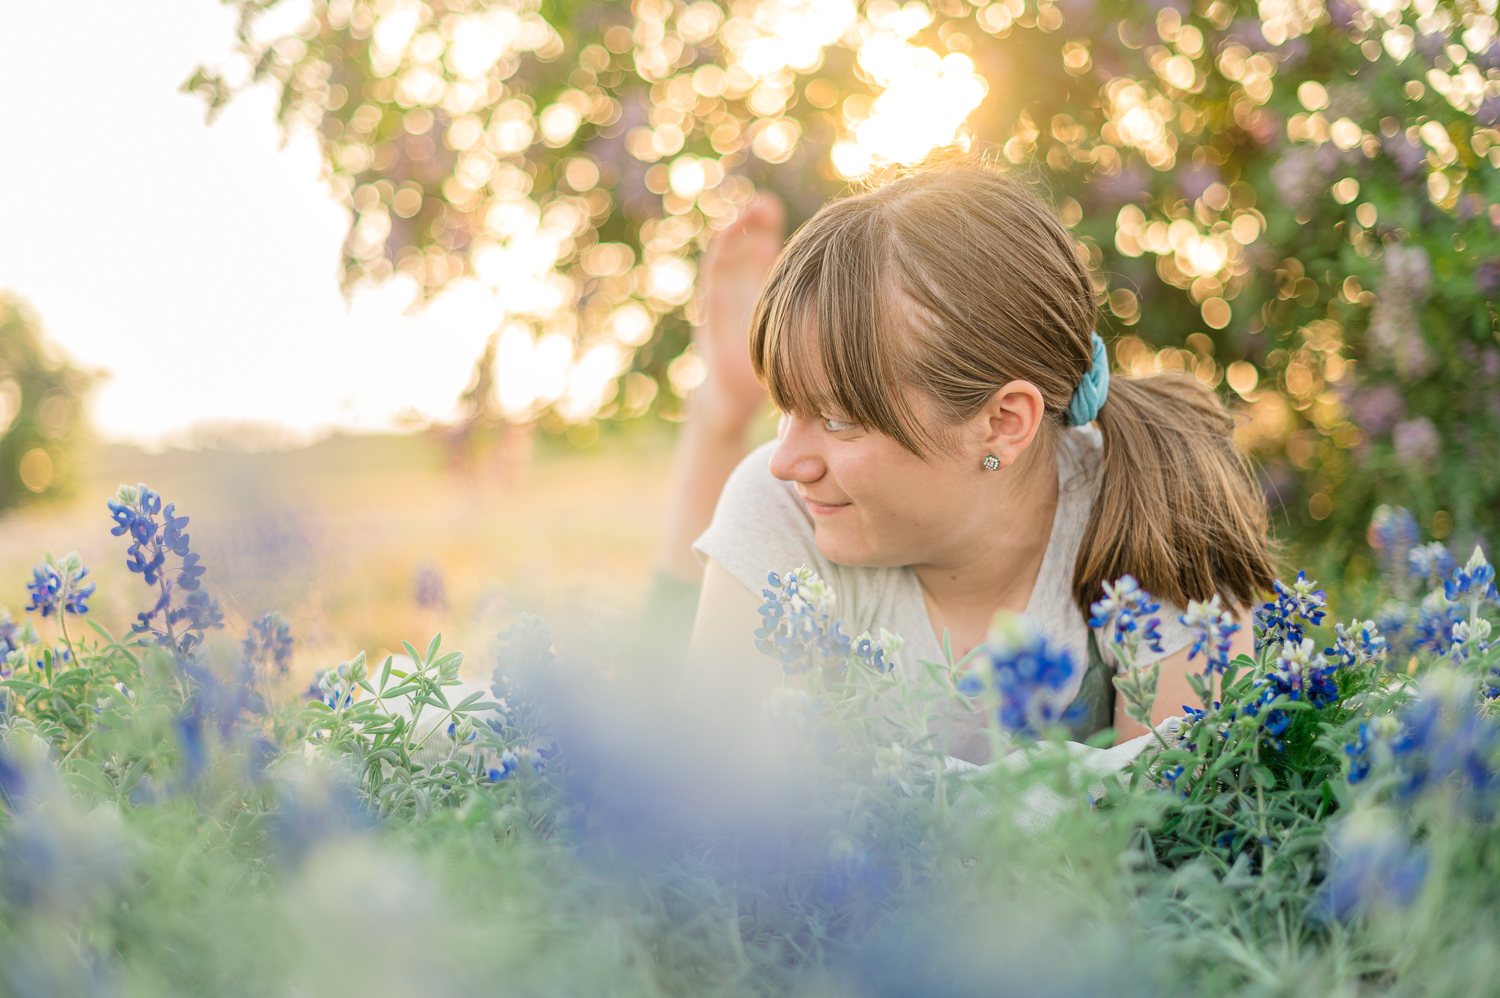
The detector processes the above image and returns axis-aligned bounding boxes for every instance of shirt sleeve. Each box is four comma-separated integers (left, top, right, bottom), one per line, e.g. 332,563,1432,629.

1096,600,1196,672
692,440,831,597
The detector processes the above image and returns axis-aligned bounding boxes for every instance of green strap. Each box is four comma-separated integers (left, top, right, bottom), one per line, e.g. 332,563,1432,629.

1063,631,1116,743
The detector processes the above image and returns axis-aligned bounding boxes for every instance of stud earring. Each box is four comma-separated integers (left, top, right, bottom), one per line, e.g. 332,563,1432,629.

982,455,1000,471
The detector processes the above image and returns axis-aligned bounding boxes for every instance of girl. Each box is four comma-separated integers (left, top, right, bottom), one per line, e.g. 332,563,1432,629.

668,162,1271,759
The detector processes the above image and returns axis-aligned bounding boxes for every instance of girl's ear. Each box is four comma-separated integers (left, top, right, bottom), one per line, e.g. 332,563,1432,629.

979,380,1047,469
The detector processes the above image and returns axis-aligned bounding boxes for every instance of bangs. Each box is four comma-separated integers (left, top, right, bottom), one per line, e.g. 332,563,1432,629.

750,201,932,455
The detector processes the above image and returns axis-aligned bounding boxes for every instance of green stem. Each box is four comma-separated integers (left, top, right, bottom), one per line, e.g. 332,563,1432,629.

56,612,80,673
59,729,91,766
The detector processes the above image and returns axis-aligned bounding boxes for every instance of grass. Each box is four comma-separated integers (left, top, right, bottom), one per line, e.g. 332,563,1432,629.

0,423,693,690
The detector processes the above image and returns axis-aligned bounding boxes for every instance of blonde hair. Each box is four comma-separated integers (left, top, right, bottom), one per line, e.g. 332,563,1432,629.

748,161,1275,613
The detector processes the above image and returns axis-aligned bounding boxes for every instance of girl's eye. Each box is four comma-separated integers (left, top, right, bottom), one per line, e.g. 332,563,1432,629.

821,417,856,433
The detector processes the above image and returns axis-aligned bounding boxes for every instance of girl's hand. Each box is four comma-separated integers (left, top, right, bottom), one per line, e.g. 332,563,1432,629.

694,194,786,433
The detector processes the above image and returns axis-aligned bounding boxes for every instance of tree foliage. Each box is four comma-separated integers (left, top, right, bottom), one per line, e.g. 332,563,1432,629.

192,0,1500,549
0,295,91,509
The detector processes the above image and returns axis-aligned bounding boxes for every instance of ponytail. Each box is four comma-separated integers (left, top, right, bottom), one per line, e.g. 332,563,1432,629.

1073,372,1276,614
745,159,1276,614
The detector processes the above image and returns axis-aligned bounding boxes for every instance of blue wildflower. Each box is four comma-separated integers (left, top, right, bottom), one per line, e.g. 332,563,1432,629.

1444,545,1498,605
1345,723,1373,783
965,614,1077,737
1370,505,1422,583
488,749,519,781
1318,813,1427,921
1408,542,1455,591
1442,547,1496,662
1327,619,1387,670
0,609,22,657
23,553,94,618
316,664,358,711
107,484,223,661
269,769,374,868
1088,574,1165,664
1237,637,1339,750
412,562,447,611
1387,680,1499,798
1256,572,1327,651
1413,591,1463,656
1373,602,1409,659
852,628,902,674
1180,594,1241,674
243,612,293,674
819,839,890,906
754,567,852,675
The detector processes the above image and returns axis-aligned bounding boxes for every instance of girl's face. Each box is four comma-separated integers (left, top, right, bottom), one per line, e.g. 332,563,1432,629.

768,395,1033,569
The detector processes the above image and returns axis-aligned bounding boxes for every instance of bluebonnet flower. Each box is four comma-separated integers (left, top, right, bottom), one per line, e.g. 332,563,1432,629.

962,614,1077,737
1386,677,1499,798
819,838,890,906
0,609,26,657
412,562,447,611
1318,812,1428,921
1408,542,1455,590
1088,575,1164,663
1374,602,1409,660
243,612,293,674
1256,572,1327,651
852,628,902,674
1413,591,1463,655
1271,637,1340,708
1370,505,1422,583
316,657,365,711
1237,638,1339,750
1327,619,1388,670
23,553,94,618
1344,715,1403,784
107,484,223,661
1442,546,1497,662
1444,545,1498,605
1180,594,1240,674
269,767,374,868
446,718,477,743
1344,723,1373,783
488,749,520,781
754,568,852,675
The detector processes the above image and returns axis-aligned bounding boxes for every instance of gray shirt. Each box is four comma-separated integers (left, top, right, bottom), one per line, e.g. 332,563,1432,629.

693,426,1193,755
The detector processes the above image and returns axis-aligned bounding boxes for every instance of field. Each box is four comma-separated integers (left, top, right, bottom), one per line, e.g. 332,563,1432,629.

2,423,1499,997
0,426,706,690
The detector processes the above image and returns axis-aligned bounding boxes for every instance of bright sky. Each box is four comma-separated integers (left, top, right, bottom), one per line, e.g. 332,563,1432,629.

0,1,504,445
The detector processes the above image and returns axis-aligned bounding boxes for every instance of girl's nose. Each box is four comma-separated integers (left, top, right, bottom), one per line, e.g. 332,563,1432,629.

768,414,826,484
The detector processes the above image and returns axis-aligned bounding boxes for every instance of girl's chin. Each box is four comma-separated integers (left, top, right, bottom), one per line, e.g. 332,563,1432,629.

813,530,890,569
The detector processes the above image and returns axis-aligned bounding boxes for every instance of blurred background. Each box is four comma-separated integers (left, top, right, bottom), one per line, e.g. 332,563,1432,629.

0,0,1495,677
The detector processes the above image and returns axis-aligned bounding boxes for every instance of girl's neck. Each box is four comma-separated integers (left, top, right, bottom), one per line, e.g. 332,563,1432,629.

911,433,1060,661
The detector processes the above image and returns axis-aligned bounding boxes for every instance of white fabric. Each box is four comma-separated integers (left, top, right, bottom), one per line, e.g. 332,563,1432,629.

693,426,1193,758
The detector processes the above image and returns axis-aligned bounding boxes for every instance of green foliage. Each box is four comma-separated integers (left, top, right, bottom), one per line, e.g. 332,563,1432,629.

193,0,1500,547
0,294,91,507
5,485,1500,994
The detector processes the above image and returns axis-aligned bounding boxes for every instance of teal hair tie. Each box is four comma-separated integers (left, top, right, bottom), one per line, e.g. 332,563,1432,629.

1065,332,1109,427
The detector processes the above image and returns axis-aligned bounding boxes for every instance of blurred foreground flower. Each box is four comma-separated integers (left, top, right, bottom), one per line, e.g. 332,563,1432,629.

960,613,1077,739
1319,811,1427,921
